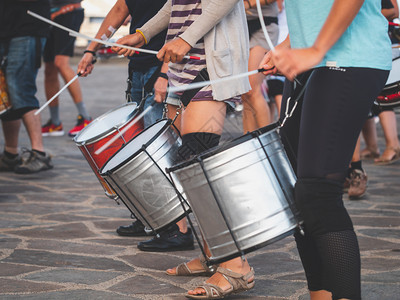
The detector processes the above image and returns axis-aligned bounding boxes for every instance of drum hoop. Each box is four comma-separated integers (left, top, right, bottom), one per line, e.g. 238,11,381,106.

168,122,279,173
74,102,138,145
99,118,173,175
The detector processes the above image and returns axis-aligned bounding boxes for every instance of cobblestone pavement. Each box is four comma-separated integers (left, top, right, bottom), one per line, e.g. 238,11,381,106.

0,60,399,299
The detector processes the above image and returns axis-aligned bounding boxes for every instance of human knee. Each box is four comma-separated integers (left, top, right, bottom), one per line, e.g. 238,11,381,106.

177,132,221,161
295,178,354,237
53,55,70,70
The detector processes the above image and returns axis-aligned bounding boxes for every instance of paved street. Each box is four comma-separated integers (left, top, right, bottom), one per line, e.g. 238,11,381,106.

0,59,399,299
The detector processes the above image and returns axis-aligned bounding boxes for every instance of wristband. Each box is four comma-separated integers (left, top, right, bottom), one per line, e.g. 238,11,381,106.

158,72,168,80
245,0,251,8
84,50,96,56
136,29,148,45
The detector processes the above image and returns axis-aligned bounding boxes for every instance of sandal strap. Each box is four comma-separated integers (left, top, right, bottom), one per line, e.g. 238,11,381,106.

175,262,192,275
195,283,232,298
216,267,255,291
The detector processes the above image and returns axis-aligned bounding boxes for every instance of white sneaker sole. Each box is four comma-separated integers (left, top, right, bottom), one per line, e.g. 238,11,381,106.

42,131,65,137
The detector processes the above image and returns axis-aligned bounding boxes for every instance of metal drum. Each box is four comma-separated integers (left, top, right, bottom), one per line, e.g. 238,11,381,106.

375,56,400,109
74,102,143,199
169,123,301,264
100,119,189,234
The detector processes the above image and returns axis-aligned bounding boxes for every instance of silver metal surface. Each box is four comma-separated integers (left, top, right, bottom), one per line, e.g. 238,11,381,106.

172,127,300,262
100,119,188,232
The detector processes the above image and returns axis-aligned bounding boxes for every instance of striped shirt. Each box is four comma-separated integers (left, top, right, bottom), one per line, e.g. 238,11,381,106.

166,0,213,101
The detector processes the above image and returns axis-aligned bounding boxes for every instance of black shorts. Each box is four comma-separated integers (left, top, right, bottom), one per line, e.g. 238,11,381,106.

43,9,84,62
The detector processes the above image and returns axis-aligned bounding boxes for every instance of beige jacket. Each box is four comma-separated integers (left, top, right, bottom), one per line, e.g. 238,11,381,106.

139,0,250,100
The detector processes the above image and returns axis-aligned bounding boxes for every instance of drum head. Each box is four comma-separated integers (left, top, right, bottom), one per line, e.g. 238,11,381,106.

74,102,138,144
385,56,400,87
101,119,171,173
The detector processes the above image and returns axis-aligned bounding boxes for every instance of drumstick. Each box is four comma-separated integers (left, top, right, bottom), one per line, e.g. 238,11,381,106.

168,68,271,94
94,104,154,156
34,73,80,116
27,11,200,61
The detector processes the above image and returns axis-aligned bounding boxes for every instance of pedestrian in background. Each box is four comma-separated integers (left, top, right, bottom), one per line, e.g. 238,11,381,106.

0,0,53,174
42,0,92,137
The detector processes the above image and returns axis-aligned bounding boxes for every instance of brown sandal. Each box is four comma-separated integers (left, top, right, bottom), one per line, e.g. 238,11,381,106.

166,255,217,276
374,147,400,165
185,267,255,299
360,147,380,159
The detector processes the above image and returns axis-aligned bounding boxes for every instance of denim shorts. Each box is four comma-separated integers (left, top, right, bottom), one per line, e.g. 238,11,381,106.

130,65,164,128
0,36,45,112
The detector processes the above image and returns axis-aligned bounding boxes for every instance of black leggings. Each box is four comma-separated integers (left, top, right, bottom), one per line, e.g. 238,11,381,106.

280,67,389,299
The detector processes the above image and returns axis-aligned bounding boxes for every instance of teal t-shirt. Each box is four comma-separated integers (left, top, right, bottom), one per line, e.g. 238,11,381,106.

286,0,392,70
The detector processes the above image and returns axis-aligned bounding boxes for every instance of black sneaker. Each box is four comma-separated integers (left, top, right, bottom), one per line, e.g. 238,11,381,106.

116,220,152,237
0,153,21,172
14,149,53,174
137,224,194,252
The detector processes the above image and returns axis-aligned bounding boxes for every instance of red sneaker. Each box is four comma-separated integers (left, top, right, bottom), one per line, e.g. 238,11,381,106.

68,115,92,137
42,120,64,137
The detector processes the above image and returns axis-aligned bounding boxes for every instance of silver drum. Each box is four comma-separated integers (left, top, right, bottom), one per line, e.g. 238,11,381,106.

100,119,189,233
170,124,301,264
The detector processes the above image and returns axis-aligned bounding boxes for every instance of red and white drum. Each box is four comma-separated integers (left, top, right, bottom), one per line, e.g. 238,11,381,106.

376,56,400,109
74,103,143,198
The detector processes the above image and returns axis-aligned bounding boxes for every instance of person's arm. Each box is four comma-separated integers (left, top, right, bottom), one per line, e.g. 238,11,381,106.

111,0,171,57
154,62,169,103
78,0,130,76
391,0,399,18
382,0,397,20
270,0,365,80
260,34,291,75
157,0,242,63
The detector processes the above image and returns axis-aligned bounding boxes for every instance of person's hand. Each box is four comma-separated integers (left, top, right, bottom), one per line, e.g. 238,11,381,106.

78,52,96,77
259,50,278,76
157,38,192,63
111,32,145,57
271,46,324,81
154,76,168,103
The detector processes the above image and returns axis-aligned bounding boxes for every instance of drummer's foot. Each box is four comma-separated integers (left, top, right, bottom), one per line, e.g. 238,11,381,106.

186,262,254,299
68,115,92,137
116,220,151,237
166,255,216,276
137,224,194,252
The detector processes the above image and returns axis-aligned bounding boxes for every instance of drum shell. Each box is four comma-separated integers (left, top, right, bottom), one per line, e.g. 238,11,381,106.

101,120,189,233
172,127,300,264
0,69,11,116
74,103,143,198
375,56,400,109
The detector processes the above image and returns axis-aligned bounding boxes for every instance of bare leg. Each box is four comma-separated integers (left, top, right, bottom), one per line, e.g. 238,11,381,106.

178,101,253,295
360,117,379,158
54,55,82,104
21,110,44,152
241,46,271,133
1,119,21,154
375,110,400,162
352,136,361,162
44,61,61,108
310,290,332,300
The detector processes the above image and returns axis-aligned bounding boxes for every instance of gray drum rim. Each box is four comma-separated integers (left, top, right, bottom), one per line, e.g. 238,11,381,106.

73,102,138,145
